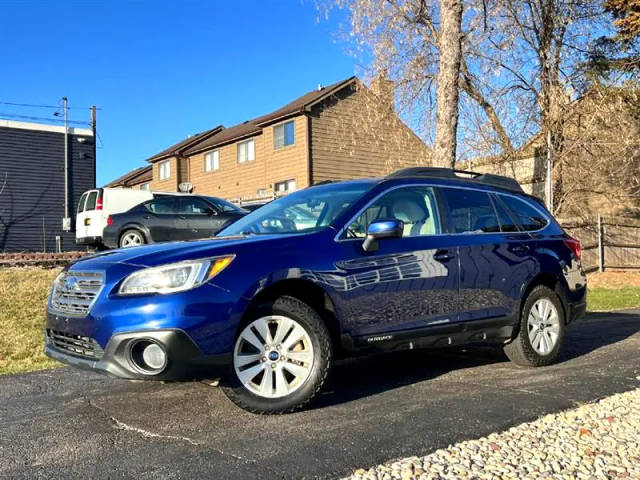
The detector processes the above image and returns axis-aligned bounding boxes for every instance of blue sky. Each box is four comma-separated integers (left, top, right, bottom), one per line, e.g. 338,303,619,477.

0,0,357,185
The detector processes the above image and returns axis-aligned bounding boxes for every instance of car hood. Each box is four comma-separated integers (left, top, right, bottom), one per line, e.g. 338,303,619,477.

71,234,290,270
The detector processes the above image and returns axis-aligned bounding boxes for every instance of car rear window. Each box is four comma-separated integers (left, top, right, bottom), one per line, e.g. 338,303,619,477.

85,191,98,211
438,187,500,234
498,195,548,231
77,193,88,213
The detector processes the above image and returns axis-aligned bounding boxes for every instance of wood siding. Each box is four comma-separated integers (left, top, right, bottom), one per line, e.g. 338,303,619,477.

0,126,95,252
187,115,309,200
309,82,431,183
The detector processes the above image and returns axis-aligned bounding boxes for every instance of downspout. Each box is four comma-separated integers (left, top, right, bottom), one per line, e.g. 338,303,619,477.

306,114,313,187
62,97,70,231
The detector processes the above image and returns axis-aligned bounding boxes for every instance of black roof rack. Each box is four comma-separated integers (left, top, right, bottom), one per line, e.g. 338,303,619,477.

387,167,523,193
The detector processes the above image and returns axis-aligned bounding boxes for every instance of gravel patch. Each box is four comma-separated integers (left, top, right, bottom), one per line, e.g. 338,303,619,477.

344,387,640,480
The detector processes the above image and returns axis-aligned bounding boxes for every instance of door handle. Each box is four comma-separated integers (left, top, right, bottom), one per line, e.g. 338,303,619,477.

179,215,187,220
143,215,150,219
433,251,454,262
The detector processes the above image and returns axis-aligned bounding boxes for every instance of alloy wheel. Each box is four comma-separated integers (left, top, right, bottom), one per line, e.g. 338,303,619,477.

527,298,560,355
121,232,143,247
233,315,314,399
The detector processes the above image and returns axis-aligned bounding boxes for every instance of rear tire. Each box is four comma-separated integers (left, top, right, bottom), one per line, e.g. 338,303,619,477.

222,296,332,414
504,285,566,367
119,229,146,248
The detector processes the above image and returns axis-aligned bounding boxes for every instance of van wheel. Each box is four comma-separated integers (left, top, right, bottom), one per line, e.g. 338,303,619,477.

504,285,566,367
222,296,332,414
119,229,145,248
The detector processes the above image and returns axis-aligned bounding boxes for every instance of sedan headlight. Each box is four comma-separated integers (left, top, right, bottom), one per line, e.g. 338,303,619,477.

118,255,235,295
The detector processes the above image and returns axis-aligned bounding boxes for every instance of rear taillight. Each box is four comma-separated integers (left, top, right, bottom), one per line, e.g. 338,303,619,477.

106,216,113,226
96,196,103,210
563,236,581,259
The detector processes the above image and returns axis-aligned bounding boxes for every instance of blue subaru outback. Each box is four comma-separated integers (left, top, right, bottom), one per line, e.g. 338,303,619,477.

45,168,586,413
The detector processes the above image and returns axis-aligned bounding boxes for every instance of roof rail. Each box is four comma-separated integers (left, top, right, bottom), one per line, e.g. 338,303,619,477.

387,167,523,193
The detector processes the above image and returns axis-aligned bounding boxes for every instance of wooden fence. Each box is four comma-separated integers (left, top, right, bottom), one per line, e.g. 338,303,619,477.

560,215,640,272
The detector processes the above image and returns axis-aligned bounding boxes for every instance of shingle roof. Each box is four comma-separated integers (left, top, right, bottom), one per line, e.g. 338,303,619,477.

104,165,152,188
146,124,224,162
182,76,357,156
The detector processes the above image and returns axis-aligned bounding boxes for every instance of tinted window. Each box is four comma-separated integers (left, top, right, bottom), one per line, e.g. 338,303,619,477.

77,193,88,213
499,195,548,231
205,196,243,213
492,195,520,232
146,197,176,214
85,191,98,211
177,198,212,214
439,188,499,234
346,186,441,238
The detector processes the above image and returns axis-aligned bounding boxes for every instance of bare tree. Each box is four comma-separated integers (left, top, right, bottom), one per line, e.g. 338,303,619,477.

434,0,463,167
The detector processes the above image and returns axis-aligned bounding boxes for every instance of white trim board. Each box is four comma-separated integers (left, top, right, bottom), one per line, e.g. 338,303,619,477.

0,119,93,136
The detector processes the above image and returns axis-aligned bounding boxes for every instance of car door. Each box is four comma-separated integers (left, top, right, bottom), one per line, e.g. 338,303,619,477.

143,196,181,242
335,185,460,337
176,197,222,239
437,186,530,324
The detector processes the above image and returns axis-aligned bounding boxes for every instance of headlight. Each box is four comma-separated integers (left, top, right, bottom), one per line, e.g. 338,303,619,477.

118,255,235,295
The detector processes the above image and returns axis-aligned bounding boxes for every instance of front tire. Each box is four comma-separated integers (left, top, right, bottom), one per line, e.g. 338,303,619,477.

222,296,332,414
504,285,566,367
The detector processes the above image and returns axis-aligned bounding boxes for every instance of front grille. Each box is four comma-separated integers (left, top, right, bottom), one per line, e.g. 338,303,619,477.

47,329,104,360
49,271,104,317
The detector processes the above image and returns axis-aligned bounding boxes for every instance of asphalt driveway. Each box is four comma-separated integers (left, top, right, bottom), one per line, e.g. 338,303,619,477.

2,310,640,479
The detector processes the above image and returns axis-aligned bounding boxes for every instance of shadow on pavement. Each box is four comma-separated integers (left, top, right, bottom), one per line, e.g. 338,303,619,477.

310,311,640,410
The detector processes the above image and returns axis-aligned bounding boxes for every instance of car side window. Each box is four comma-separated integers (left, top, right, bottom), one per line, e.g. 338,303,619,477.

438,188,500,234
499,195,548,231
491,195,520,232
345,186,442,238
177,198,213,215
146,197,176,214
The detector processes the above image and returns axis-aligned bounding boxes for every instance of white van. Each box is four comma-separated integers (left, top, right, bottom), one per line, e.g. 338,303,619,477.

76,188,154,247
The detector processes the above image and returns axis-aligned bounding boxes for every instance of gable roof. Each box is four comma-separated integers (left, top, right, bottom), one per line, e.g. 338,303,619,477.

146,124,224,163
104,165,152,188
181,76,357,156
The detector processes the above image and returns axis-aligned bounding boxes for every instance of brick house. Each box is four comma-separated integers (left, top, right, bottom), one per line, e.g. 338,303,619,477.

113,76,431,202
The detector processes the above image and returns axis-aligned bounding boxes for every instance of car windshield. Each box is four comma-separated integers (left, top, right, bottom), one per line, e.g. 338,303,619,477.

219,181,376,235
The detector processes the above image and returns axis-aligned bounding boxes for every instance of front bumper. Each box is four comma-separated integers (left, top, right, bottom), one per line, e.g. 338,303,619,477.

45,328,231,381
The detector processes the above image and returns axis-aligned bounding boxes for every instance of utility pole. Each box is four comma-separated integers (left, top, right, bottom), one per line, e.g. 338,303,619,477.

545,130,553,212
90,105,97,188
62,97,70,232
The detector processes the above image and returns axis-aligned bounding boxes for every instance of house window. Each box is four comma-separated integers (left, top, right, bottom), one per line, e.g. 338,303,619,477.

274,120,295,149
158,160,170,180
140,182,150,191
237,139,255,163
204,150,219,172
275,179,296,193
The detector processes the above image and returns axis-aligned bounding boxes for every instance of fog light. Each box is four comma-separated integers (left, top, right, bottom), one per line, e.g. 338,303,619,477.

142,343,166,370
130,340,167,375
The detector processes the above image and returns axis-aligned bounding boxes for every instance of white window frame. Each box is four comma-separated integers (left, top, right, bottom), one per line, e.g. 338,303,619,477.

158,160,170,181
274,120,295,149
237,139,255,164
140,182,150,191
204,150,220,172
275,179,296,193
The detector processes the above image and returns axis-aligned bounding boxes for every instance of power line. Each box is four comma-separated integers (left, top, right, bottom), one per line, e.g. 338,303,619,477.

0,100,101,110
0,112,91,126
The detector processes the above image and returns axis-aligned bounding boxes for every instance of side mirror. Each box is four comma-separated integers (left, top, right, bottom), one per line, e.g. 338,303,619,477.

208,208,218,216
362,219,404,252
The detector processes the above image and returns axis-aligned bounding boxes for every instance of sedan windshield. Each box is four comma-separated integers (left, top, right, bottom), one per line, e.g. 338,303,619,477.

219,181,376,235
